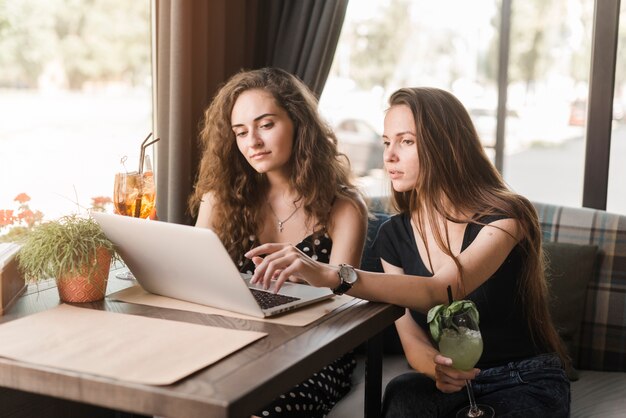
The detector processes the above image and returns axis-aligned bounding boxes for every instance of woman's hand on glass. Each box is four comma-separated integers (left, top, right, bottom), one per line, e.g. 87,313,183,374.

246,243,337,292
433,354,479,394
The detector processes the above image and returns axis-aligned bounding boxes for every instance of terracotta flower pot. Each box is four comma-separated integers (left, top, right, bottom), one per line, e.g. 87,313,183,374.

56,247,112,303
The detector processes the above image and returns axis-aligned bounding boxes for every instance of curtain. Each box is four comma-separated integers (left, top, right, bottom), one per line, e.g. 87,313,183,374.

258,0,349,97
154,0,260,224
155,0,348,224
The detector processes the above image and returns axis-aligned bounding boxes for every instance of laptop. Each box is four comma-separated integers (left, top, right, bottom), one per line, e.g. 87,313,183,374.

92,212,334,318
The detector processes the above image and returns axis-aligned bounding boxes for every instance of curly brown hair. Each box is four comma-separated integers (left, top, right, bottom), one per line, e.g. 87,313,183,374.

388,87,568,363
189,67,363,264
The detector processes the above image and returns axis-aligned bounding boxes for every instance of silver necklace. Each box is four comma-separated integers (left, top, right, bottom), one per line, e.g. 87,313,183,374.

268,202,301,233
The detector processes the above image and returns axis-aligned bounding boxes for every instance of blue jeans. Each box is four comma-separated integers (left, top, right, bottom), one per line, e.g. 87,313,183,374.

382,353,570,417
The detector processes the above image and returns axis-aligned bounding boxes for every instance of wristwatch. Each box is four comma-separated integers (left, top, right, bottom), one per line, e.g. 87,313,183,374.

332,264,358,295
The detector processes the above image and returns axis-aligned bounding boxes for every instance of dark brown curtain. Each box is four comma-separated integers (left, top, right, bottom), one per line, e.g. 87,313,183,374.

155,0,348,224
256,0,349,97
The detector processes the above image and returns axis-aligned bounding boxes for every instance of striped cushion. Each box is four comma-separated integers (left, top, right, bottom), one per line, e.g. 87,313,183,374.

534,202,626,372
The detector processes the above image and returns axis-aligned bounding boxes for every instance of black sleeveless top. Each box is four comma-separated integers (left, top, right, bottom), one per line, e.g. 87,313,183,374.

374,213,547,368
239,230,332,274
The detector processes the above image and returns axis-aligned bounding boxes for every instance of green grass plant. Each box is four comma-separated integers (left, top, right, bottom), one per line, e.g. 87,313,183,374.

17,215,118,283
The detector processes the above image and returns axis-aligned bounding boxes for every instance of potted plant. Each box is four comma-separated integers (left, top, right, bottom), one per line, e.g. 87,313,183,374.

17,215,118,303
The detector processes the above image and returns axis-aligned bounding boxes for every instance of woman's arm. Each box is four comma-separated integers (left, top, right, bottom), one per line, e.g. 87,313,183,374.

381,261,440,377
247,217,521,312
195,192,216,229
327,194,368,267
384,261,478,393
282,194,365,284
396,309,476,392
395,311,438,377
355,217,521,309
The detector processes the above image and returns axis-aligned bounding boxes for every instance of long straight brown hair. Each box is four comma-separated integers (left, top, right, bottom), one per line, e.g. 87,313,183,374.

189,68,363,264
388,87,568,362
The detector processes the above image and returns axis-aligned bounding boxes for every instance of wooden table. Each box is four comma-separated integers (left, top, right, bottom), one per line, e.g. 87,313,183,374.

0,269,403,418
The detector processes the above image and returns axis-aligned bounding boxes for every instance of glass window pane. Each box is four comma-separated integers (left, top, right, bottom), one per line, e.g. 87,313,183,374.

320,0,499,199
0,0,151,234
607,2,626,215
503,0,592,207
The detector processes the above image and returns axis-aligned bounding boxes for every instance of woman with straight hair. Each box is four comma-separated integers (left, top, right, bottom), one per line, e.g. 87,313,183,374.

246,87,571,417
189,67,368,418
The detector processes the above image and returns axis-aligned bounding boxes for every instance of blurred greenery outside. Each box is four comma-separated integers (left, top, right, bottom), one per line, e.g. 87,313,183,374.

2,0,626,232
0,0,150,90
0,0,152,228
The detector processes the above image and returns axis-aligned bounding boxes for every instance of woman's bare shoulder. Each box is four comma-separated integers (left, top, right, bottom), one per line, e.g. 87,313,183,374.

333,191,367,218
196,192,218,228
482,217,522,242
200,191,216,203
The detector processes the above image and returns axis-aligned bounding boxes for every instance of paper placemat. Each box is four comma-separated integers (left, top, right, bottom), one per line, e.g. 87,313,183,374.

108,285,354,326
0,304,266,385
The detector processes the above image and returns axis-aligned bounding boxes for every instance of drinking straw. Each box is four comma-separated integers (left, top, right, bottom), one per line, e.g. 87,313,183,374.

447,285,453,304
140,137,159,169
139,138,160,173
138,132,155,174
133,133,160,217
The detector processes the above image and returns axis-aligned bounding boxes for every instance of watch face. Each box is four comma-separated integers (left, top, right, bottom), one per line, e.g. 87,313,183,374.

339,264,357,285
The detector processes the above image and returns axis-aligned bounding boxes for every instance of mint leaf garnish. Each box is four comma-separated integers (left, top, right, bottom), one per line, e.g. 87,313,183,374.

427,300,479,343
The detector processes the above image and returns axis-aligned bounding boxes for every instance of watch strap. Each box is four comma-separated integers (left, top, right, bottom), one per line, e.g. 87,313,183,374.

332,280,352,295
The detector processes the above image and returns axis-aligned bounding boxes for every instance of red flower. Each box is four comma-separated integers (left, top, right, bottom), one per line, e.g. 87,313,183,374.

18,209,41,228
91,196,112,205
14,193,31,204
18,209,33,220
0,210,15,227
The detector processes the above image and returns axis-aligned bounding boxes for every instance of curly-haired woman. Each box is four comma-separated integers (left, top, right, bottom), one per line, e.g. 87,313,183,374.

189,67,368,417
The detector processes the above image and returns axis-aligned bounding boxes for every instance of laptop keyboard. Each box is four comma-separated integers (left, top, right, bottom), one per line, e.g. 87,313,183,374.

250,288,301,310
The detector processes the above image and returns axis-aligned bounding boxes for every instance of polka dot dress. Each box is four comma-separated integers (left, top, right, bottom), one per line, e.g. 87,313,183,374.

241,231,357,417
239,232,332,275
258,355,357,417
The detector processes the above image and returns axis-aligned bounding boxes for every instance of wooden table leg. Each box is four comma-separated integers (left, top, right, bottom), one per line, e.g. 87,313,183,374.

364,331,383,418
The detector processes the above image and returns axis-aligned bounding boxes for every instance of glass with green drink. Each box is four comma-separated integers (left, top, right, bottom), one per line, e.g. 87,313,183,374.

428,298,494,418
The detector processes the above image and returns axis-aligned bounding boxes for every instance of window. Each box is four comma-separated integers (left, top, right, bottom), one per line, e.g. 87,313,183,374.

0,0,152,235
503,0,592,208
323,0,625,214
